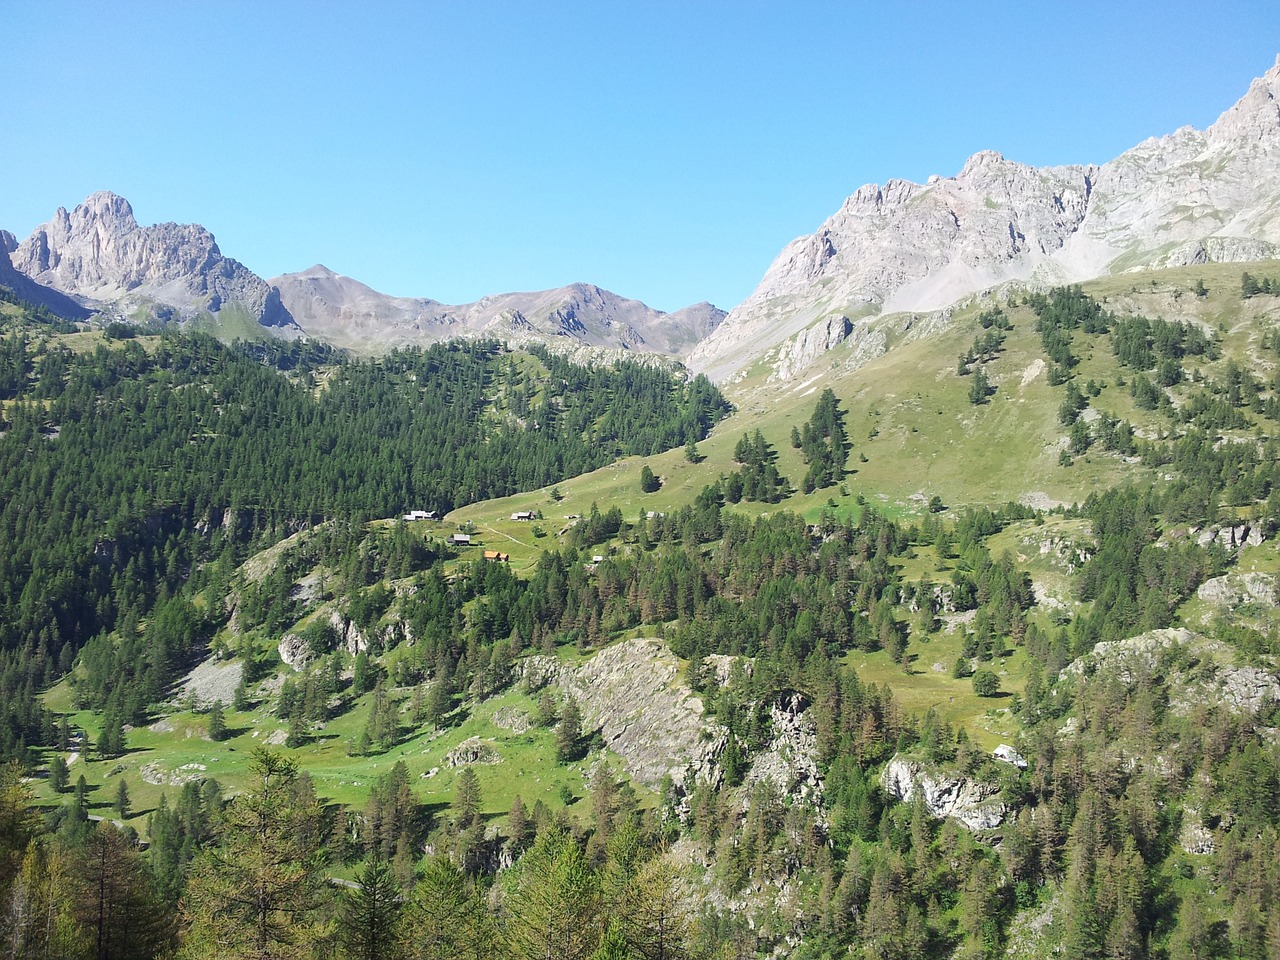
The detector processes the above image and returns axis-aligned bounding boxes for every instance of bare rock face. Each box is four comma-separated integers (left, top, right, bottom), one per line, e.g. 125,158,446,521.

742,694,825,809
522,637,726,791
11,192,297,329
1179,807,1216,856
1196,571,1276,608
0,229,90,319
277,632,311,670
446,737,500,766
881,756,1007,830
692,56,1280,381
1062,628,1280,718
1194,521,1265,552
770,314,854,382
272,265,726,357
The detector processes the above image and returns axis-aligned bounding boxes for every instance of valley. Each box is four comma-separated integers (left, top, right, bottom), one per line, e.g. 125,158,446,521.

2,54,1280,960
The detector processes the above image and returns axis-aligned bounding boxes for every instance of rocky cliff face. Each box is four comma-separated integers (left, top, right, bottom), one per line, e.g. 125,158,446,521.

522,637,726,791
11,192,297,328
1061,627,1280,718
0,235,90,319
272,265,725,356
691,56,1280,381
881,755,1008,830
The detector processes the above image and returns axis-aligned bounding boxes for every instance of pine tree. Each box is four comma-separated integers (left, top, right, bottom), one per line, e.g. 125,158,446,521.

969,368,991,405
114,778,130,820
639,465,661,493
504,831,602,960
453,767,481,829
338,858,405,960
555,699,583,762
617,854,690,960
208,699,227,742
50,754,70,792
73,823,173,960
403,855,495,960
181,749,330,959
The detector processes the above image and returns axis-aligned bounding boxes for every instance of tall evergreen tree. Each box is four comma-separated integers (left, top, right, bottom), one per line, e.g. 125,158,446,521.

338,858,405,960
180,749,330,959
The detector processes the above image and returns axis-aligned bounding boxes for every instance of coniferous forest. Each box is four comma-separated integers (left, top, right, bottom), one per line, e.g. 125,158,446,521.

2,277,1280,960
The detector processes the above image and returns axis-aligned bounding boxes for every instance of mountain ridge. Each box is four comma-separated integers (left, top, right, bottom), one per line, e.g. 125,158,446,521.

690,54,1280,381
270,264,726,356
10,191,298,328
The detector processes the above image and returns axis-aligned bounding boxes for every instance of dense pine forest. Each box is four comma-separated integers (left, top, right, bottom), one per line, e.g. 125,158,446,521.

0,316,729,761
2,278,1280,960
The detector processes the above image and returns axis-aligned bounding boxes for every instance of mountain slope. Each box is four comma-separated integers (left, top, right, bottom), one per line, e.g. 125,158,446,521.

691,55,1280,381
11,192,298,329
272,264,725,355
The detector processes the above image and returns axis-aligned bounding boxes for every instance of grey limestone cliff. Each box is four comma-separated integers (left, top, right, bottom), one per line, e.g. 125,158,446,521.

11,192,296,328
691,56,1280,381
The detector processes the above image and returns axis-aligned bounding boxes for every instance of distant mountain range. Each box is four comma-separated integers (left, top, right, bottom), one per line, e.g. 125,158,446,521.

0,194,725,358
270,265,725,356
4,56,1278,377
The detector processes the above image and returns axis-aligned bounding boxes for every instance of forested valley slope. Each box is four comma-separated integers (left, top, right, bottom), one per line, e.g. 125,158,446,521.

1,258,1280,960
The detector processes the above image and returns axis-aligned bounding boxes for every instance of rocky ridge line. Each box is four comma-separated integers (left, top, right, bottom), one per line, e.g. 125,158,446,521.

691,55,1280,381
11,192,297,329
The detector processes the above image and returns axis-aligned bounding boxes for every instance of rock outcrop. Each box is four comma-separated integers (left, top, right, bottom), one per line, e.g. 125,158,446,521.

770,314,854,382
742,694,824,809
1193,521,1265,552
881,756,1008,830
522,637,726,791
0,229,90,319
272,265,725,356
1061,628,1280,718
691,56,1280,381
11,192,297,329
446,737,500,766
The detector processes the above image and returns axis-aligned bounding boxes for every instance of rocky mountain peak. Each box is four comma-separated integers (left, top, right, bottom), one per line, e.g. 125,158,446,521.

690,56,1280,382
11,193,295,329
0,230,16,255
1206,54,1280,146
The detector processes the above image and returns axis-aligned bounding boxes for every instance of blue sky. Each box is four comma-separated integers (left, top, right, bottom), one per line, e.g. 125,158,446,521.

2,2,1277,312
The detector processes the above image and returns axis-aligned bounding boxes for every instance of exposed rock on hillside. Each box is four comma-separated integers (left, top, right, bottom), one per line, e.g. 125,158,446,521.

11,192,298,329
272,265,725,356
1196,571,1276,609
523,637,726,791
446,737,500,766
1062,627,1280,717
0,229,90,319
770,314,853,382
691,56,1280,381
742,694,824,809
881,755,1008,830
176,658,243,711
1193,521,1265,552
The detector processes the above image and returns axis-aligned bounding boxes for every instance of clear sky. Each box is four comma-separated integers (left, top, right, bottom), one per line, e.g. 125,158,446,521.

2,2,1278,312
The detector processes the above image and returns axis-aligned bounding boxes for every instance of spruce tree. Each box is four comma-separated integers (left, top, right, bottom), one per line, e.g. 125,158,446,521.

555,699,583,762
207,700,227,742
50,754,70,793
114,779,130,820
338,858,405,960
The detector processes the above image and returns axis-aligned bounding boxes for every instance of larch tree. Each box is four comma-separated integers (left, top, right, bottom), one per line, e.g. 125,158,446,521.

180,749,331,960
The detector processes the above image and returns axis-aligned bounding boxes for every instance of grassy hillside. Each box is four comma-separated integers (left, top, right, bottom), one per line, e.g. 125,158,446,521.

451,261,1280,534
